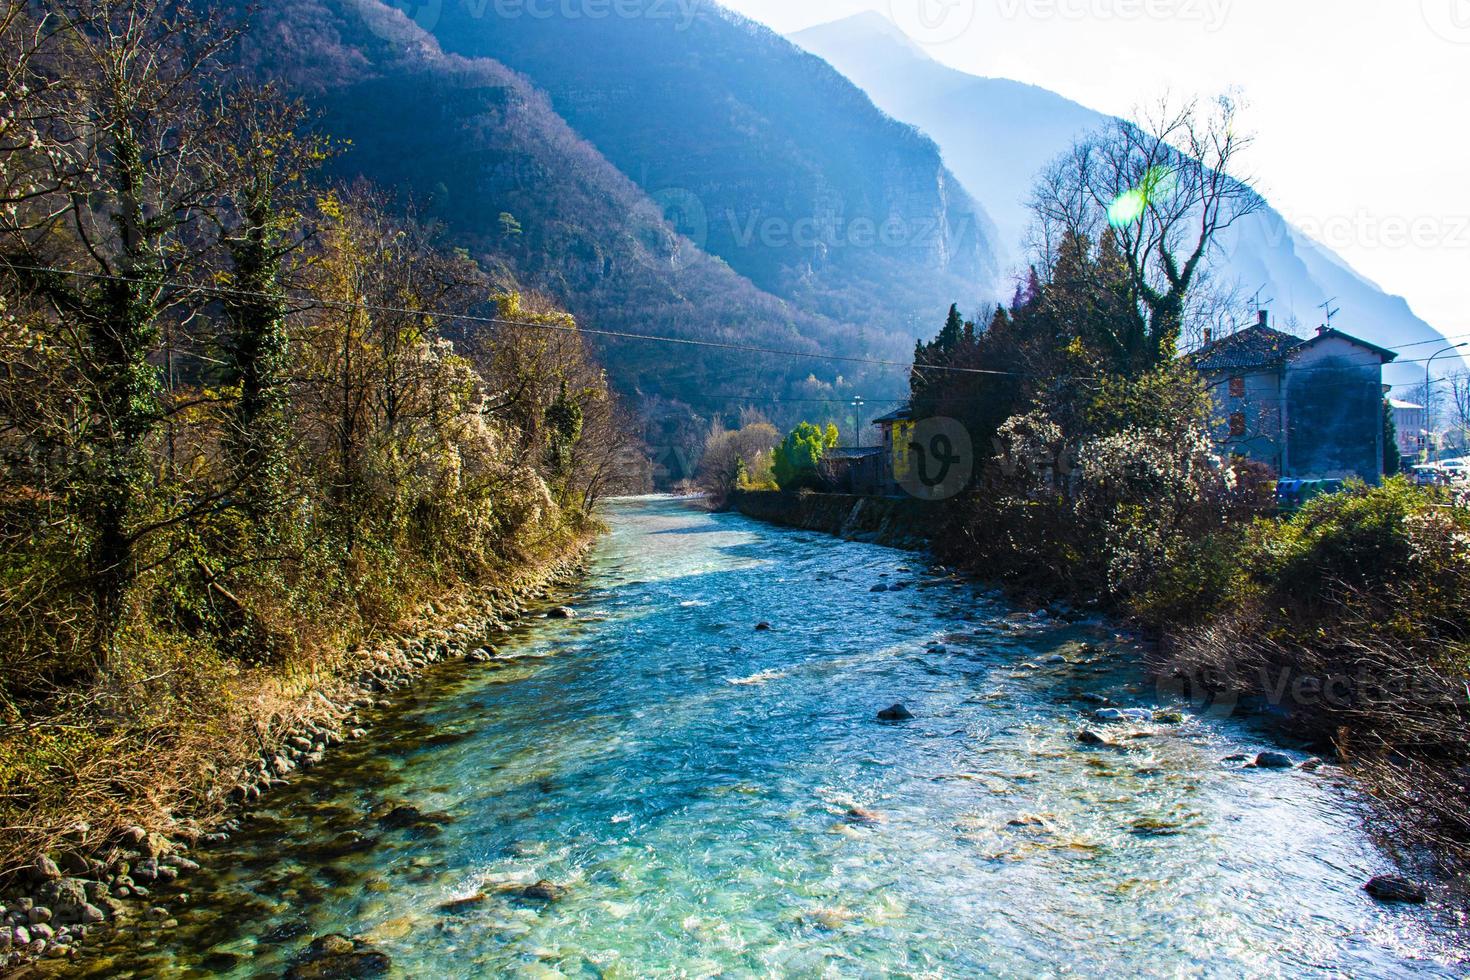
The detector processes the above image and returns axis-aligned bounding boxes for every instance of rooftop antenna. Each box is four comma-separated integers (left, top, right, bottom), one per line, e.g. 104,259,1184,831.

1249,284,1274,312
1318,298,1340,329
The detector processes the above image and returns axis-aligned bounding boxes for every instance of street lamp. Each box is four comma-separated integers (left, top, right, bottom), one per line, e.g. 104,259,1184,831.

1426,343,1469,461
852,396,865,448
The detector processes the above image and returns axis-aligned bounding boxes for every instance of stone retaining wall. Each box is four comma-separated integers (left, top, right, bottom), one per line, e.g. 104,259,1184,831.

729,490,942,551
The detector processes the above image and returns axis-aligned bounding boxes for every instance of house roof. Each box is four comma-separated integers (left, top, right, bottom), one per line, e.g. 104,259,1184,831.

826,446,883,460
1192,323,1303,372
870,405,913,425
1193,323,1398,373
1390,398,1424,410
1297,328,1399,363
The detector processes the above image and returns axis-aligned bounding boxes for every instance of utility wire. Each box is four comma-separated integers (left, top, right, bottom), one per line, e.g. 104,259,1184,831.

0,263,1023,379
6,262,1459,390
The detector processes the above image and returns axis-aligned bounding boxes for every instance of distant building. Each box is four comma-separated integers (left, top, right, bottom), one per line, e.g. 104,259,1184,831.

870,405,915,495
1388,398,1427,459
1192,312,1398,482
820,446,884,494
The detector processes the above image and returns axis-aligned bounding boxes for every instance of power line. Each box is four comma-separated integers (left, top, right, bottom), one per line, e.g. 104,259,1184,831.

0,263,1024,379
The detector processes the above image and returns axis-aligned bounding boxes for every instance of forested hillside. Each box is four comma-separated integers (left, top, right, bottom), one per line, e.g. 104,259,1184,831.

241,0,884,436
421,0,997,336
0,0,634,874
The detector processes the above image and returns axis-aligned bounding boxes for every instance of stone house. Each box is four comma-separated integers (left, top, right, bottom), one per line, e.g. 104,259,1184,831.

1388,397,1427,459
1193,312,1397,482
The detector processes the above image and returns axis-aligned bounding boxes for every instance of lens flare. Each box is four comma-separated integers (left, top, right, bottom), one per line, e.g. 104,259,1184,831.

1107,166,1176,228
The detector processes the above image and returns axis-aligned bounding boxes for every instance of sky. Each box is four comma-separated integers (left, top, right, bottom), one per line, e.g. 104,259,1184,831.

720,0,1470,356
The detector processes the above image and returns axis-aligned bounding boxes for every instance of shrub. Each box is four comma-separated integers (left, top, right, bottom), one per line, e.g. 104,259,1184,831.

772,422,838,491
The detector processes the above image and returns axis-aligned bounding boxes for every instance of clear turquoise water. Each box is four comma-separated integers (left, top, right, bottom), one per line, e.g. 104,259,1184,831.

90,497,1465,977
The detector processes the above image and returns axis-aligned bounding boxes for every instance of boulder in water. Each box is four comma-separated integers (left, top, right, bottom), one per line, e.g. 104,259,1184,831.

754,622,772,631
1076,730,1111,747
1363,874,1426,903
876,703,914,722
546,607,575,620
842,807,884,826
286,934,391,979
518,880,569,902
1254,751,1294,769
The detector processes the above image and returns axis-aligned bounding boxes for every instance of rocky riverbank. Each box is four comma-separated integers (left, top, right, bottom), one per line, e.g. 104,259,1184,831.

728,490,938,550
0,542,593,974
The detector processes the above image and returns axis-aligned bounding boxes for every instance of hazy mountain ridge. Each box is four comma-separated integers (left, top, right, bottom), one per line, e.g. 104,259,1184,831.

792,12,1451,388
416,0,1001,334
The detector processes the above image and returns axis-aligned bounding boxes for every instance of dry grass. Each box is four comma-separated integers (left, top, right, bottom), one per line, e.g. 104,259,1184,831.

0,531,592,880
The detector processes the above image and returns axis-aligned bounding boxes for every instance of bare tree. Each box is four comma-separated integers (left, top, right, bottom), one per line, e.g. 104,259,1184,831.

1031,95,1263,370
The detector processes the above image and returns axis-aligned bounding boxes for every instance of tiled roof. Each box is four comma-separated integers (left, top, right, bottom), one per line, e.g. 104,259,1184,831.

870,405,913,425
1193,324,1303,372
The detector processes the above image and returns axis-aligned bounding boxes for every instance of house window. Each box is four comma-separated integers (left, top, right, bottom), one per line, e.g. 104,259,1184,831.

1229,376,1246,398
1229,412,1247,437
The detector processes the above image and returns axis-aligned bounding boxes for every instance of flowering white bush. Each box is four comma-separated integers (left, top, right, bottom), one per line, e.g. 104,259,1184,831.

1074,422,1235,597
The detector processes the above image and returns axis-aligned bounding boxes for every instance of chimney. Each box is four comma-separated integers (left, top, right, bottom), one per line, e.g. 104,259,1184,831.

1317,324,1329,336
1257,310,1269,327
1202,328,1213,344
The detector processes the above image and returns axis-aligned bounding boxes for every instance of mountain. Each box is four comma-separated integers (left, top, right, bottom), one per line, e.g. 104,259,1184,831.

792,12,1453,389
237,0,920,441
411,0,1000,337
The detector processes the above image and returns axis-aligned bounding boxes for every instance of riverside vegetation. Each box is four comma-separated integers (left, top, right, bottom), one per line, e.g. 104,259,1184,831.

726,99,1470,880
0,0,639,965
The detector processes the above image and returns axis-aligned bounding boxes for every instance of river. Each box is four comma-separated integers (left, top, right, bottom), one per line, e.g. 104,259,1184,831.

84,496,1465,977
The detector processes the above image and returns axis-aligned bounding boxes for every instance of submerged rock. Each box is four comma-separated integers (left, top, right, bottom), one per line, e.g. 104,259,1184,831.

286,934,391,979
842,807,884,826
876,703,914,722
438,893,487,915
1363,874,1426,903
754,622,772,631
546,607,576,619
1254,751,1294,769
1076,730,1111,747
521,880,569,902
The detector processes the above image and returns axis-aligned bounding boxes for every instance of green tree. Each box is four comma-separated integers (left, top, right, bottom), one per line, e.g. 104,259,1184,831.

216,91,327,531
1383,400,1401,477
546,380,585,490
772,422,832,490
